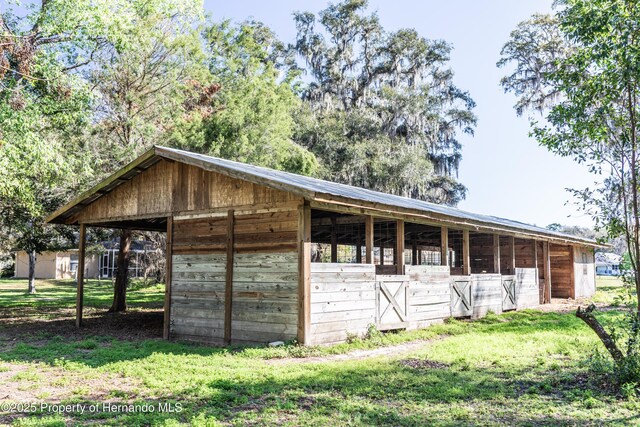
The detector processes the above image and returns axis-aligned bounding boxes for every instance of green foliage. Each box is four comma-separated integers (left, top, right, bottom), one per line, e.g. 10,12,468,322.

89,0,207,168
293,0,476,204
0,0,205,291
167,20,318,175
499,0,640,385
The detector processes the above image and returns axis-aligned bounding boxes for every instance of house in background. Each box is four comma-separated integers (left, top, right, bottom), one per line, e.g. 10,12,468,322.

14,250,97,280
595,252,623,276
14,241,154,280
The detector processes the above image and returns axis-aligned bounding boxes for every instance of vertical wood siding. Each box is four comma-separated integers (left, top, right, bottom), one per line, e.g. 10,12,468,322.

170,208,300,344
309,263,377,345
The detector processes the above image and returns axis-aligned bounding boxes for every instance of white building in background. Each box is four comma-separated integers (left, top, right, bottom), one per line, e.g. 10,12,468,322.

595,252,623,276
14,240,154,280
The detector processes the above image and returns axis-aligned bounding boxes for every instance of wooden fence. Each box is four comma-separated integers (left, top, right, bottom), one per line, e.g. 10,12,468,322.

309,263,540,345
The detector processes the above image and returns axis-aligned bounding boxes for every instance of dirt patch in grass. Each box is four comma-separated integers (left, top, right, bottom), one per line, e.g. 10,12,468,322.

399,358,450,370
537,297,610,313
0,309,163,349
0,362,145,425
266,339,435,365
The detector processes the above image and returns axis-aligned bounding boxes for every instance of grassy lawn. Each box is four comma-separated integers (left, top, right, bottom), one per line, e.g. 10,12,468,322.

1,277,639,426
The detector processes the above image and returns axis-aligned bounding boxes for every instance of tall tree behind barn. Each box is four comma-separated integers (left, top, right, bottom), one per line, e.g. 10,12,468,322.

293,0,476,205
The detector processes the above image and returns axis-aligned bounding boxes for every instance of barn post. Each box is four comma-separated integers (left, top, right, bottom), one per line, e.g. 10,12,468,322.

533,240,538,270
356,223,362,263
76,224,87,328
543,241,551,303
411,238,418,266
462,229,470,275
365,215,374,264
493,234,501,274
569,245,576,299
440,226,449,267
396,219,405,274
224,210,235,344
163,217,173,340
508,236,516,274
330,217,337,263
297,202,311,345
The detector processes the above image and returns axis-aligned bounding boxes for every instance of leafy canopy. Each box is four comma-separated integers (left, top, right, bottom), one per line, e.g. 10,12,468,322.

293,0,476,204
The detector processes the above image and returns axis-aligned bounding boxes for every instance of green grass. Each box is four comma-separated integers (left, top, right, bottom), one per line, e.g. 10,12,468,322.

0,278,164,311
1,277,639,426
591,276,630,306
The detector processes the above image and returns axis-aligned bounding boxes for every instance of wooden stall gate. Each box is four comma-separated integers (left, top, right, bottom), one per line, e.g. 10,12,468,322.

515,268,539,310
501,275,517,311
308,264,541,345
450,276,473,317
375,275,410,331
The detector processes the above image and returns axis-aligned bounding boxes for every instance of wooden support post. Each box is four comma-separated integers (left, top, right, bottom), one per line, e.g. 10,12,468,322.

418,249,422,265
411,239,418,266
356,224,362,263
396,219,405,275
543,241,551,303
365,216,374,264
462,229,470,275
440,226,449,267
569,245,575,299
493,234,501,274
533,240,538,270
330,217,337,263
163,217,173,340
509,236,516,274
224,210,235,344
380,246,384,265
297,203,311,345
76,224,86,328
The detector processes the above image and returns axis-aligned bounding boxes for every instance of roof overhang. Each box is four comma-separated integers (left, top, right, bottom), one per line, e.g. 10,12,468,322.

46,146,604,248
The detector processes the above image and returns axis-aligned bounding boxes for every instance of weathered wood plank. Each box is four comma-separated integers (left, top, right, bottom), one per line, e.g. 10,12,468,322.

224,209,234,344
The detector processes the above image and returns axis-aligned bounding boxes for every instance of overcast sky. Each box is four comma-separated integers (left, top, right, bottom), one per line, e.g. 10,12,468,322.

205,0,596,229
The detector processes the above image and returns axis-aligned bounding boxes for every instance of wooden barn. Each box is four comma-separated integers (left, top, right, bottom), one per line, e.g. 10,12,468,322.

46,146,600,345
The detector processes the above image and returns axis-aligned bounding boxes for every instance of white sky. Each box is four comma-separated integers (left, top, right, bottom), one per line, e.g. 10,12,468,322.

206,0,597,228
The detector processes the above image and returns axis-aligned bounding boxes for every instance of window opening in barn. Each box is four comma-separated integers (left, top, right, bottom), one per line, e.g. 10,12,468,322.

374,219,397,274
448,230,464,274
404,222,442,266
499,235,515,275
470,232,495,274
310,209,365,263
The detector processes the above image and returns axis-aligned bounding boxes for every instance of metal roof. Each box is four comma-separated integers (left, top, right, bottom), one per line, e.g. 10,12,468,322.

46,145,601,247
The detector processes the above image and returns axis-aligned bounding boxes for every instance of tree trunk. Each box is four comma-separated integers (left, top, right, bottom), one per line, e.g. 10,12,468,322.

109,229,131,312
576,304,623,363
27,250,36,294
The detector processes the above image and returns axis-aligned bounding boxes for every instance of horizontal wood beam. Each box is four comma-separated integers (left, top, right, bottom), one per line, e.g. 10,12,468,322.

308,200,601,248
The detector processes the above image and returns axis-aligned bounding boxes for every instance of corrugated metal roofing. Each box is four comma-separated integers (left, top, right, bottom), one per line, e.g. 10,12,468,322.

46,145,600,246
155,146,599,246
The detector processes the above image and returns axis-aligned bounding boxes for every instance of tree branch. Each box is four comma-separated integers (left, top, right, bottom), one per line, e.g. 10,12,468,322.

576,304,624,363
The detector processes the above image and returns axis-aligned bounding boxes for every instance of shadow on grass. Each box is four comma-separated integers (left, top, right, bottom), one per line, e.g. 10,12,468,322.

7,359,637,426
